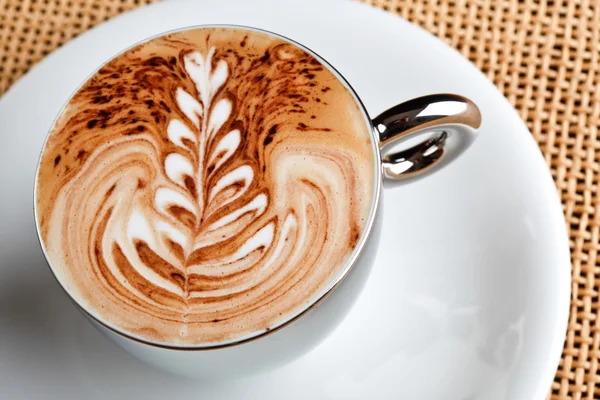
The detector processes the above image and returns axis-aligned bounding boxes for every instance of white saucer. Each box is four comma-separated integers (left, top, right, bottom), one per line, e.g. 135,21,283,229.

0,0,570,398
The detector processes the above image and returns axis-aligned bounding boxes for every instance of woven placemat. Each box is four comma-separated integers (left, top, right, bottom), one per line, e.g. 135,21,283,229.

1,0,598,398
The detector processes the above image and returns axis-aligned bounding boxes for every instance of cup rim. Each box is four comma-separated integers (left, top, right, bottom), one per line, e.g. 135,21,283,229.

33,23,382,350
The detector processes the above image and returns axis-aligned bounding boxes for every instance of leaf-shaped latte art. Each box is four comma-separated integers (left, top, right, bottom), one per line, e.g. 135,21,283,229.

36,28,374,345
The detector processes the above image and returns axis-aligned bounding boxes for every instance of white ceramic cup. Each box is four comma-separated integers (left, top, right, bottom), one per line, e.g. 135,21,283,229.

35,25,481,379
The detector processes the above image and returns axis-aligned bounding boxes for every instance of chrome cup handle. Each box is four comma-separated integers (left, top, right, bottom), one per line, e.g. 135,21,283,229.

373,94,482,183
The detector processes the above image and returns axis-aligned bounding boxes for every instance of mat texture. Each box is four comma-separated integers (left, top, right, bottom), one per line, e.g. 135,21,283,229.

1,0,598,398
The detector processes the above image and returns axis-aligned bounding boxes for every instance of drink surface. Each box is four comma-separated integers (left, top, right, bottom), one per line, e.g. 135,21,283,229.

36,27,375,346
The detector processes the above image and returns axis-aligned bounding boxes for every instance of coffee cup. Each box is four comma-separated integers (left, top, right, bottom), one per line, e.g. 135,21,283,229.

34,25,480,379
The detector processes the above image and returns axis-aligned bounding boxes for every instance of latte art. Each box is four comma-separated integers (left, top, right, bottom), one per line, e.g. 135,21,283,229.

36,28,375,345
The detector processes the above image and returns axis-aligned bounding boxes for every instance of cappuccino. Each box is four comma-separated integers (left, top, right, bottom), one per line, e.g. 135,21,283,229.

35,27,375,346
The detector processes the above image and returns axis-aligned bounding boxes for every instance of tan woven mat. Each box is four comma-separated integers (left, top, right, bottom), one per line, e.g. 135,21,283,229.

1,0,599,398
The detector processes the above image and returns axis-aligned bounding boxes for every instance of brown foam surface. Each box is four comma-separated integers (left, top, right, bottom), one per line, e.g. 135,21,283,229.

35,27,375,345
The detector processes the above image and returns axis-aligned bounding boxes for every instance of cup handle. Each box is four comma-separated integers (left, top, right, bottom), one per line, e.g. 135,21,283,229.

373,94,482,183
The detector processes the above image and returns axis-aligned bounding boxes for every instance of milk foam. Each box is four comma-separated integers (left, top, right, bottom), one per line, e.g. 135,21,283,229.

35,27,374,345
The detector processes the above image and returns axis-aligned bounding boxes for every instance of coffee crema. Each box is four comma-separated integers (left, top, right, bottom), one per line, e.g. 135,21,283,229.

36,27,375,346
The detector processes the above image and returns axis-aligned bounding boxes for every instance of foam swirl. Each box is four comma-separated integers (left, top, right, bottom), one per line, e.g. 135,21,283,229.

36,28,374,345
